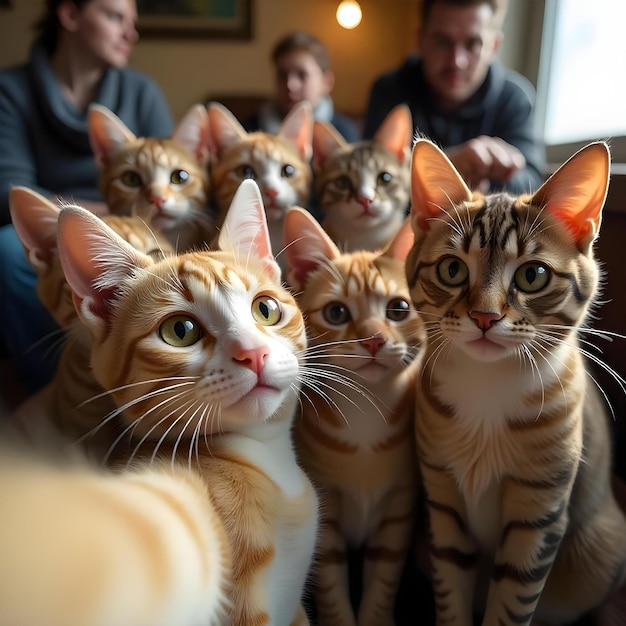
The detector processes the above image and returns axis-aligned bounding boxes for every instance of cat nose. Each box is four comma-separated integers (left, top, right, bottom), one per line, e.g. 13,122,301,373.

357,196,372,209
265,188,278,200
233,346,269,375
148,194,165,209
469,310,503,331
362,335,385,355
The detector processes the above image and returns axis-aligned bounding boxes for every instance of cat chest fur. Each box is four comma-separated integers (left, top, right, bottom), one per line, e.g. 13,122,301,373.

215,425,318,623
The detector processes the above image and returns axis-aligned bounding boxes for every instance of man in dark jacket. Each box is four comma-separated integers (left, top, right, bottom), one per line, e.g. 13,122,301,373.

363,0,545,194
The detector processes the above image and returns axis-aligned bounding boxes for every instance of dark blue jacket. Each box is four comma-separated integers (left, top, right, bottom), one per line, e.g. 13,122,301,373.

363,55,546,194
0,40,173,224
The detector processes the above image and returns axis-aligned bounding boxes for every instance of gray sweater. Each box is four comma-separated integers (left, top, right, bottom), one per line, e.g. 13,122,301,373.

0,40,174,224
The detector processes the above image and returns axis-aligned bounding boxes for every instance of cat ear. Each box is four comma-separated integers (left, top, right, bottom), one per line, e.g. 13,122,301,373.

9,187,60,272
530,141,609,253
312,120,347,171
217,179,281,282
58,206,153,330
374,104,413,163
172,104,212,166
383,217,414,262
283,207,341,290
279,101,313,162
88,104,137,168
410,138,472,232
206,102,248,161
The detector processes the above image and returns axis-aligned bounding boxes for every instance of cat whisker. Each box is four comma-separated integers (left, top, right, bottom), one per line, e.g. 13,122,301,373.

78,376,199,408
517,344,547,420
87,381,195,443
106,388,194,465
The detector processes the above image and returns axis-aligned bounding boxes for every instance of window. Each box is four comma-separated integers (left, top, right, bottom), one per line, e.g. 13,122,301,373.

537,0,626,163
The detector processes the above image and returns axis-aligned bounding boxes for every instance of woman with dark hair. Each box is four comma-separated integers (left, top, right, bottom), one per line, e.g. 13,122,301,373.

0,0,173,396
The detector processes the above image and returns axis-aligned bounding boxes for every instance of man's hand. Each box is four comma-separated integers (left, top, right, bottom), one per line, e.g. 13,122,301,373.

446,136,526,191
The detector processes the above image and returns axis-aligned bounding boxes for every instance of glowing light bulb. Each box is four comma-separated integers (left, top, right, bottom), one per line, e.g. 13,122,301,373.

336,0,362,29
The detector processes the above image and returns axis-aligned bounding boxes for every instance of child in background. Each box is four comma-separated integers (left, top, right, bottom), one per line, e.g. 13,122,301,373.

246,31,360,142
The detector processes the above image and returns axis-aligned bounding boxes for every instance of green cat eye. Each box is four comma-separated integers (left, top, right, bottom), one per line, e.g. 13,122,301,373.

282,164,295,178
159,315,203,347
252,296,282,326
514,262,550,293
386,298,411,321
323,302,351,325
437,256,469,286
120,170,142,187
170,169,190,185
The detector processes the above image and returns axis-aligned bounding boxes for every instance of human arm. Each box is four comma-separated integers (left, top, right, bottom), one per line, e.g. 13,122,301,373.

0,76,46,224
448,73,546,194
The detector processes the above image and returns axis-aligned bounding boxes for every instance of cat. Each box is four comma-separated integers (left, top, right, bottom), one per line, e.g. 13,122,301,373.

312,104,412,252
9,186,174,457
405,138,626,625
0,179,319,625
284,207,425,626
207,100,313,269
89,102,215,252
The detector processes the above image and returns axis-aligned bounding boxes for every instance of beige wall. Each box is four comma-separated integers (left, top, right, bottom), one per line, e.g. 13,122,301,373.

0,0,420,122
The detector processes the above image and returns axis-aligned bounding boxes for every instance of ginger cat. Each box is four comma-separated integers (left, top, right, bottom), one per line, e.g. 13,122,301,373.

0,181,319,625
284,207,425,626
89,103,215,251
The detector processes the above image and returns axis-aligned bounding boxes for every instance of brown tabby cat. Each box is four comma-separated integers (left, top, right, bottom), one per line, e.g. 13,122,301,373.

9,186,174,456
207,100,313,269
405,138,626,625
284,207,424,626
89,103,214,251
2,179,318,625
312,104,412,252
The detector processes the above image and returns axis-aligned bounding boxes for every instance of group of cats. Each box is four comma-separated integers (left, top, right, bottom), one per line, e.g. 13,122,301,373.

0,95,625,626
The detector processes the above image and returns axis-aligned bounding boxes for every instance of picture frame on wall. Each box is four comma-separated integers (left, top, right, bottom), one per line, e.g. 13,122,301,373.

136,0,252,40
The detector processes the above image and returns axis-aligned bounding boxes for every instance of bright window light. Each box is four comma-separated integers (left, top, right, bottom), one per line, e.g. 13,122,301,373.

539,0,626,145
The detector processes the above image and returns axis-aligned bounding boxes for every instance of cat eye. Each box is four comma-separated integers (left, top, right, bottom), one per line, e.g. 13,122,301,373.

238,165,257,180
377,171,393,186
334,175,353,191
386,299,411,321
170,169,190,185
514,262,550,293
159,315,203,347
282,164,295,178
437,256,469,286
251,296,282,325
120,170,142,187
323,302,351,325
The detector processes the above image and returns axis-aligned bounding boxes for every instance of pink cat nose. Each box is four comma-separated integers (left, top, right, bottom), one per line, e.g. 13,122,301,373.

358,196,373,209
233,346,269,375
469,310,503,331
362,336,385,355
149,195,165,209
265,188,278,200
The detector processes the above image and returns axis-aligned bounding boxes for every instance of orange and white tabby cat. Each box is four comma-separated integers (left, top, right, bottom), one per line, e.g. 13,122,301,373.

89,102,214,251
9,186,174,456
406,138,626,625
312,104,412,252
0,180,318,626
207,100,313,269
284,208,424,626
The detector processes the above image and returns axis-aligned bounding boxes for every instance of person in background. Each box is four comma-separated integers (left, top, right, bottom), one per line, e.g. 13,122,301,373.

363,0,545,193
245,30,360,142
0,0,173,396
